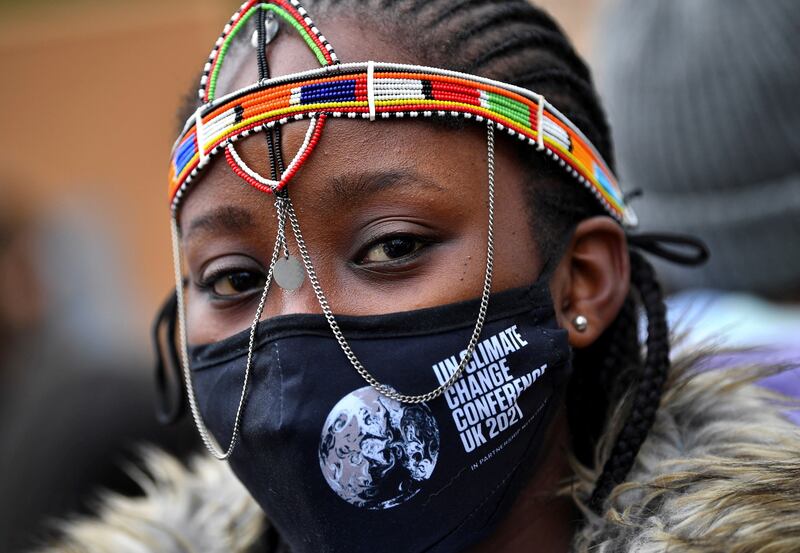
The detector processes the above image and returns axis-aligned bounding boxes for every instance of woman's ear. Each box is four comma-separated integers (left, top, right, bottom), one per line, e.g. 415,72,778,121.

548,216,630,348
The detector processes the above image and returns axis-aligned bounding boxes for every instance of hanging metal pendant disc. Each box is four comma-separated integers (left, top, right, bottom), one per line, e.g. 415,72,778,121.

274,256,305,290
264,13,280,44
251,12,280,48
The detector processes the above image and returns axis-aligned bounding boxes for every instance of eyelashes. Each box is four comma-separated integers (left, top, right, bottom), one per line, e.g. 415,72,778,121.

203,270,267,298
354,234,432,267
195,255,267,301
194,230,438,304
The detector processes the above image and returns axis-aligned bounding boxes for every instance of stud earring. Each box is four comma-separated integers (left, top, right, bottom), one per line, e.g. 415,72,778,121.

572,315,588,333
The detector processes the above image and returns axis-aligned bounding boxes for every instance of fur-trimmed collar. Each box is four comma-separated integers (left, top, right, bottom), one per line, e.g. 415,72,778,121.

37,359,800,553
570,357,800,552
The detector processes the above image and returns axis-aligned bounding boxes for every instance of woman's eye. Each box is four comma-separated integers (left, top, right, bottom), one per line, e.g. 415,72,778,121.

210,271,266,297
359,236,426,264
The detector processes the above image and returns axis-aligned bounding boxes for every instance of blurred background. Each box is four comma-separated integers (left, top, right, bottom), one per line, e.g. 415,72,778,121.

0,1,243,550
1,0,797,551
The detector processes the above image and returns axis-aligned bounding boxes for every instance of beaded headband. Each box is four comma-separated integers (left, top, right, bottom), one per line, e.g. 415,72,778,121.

168,0,638,227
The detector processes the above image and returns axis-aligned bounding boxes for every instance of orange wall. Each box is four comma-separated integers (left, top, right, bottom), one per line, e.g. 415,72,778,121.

0,1,231,341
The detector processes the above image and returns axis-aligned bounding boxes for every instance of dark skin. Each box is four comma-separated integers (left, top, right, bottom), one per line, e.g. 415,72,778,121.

179,17,629,552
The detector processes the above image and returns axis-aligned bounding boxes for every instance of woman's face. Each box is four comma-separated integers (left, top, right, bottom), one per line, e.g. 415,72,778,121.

179,18,543,345
178,15,629,350
181,118,541,344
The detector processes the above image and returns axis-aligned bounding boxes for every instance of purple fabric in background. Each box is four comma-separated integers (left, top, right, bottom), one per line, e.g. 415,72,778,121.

696,349,800,426
761,369,800,425
665,290,800,425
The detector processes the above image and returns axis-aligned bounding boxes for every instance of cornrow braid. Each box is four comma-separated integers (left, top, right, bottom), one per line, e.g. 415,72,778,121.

589,251,669,512
454,4,570,48
469,29,583,73
568,294,640,466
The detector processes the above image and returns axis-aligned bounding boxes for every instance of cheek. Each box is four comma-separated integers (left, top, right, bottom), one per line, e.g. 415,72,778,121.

184,286,259,345
184,286,219,345
317,183,539,315
488,167,540,289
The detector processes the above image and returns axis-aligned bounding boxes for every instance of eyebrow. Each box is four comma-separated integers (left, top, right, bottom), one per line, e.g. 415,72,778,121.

322,169,446,206
183,170,445,239
184,205,254,240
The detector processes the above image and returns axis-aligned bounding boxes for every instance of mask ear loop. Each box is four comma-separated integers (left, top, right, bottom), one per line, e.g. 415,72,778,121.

627,232,709,266
152,286,186,425
170,203,286,460
280,120,497,404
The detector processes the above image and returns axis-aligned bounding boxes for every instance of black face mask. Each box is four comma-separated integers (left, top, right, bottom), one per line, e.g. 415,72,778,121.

186,279,571,553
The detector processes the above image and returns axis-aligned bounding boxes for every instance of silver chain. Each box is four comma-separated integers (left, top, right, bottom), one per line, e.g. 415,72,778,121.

172,121,495,461
275,193,291,259
170,194,288,460
283,121,496,404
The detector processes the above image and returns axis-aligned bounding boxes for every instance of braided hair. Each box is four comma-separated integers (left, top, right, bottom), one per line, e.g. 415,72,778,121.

302,0,670,514
178,0,671,519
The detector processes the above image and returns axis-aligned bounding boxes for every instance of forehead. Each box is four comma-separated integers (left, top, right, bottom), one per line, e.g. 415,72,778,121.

180,14,507,222
180,115,501,228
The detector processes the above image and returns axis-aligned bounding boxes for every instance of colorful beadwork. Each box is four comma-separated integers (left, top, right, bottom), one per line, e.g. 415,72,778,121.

171,1,637,227
224,114,327,193
200,0,337,102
